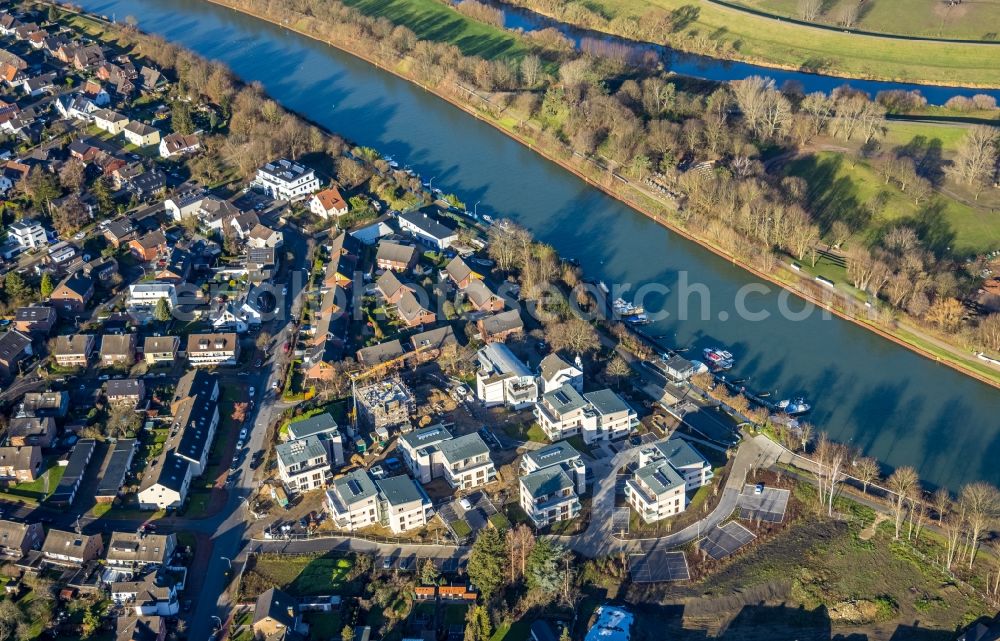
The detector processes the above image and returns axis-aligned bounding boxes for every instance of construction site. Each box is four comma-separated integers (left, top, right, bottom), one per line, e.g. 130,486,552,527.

355,378,415,432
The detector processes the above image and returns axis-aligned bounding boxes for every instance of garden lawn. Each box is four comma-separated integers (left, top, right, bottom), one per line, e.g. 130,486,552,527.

242,554,355,598
6,464,65,501
339,0,530,60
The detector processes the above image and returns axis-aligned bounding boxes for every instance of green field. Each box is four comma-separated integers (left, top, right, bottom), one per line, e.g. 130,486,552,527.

522,0,1000,86
730,0,1000,40
339,0,530,59
784,151,1000,255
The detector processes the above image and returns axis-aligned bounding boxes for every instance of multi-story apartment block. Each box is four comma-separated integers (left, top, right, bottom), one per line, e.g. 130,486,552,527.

475,342,538,409
276,435,330,494
398,426,496,490
186,333,240,366
638,437,713,492
375,475,433,535
518,441,587,529
534,384,637,444
624,459,687,524
325,469,379,531
251,158,319,202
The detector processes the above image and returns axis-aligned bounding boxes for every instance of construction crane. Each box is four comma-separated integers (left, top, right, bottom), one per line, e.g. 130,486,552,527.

349,342,435,433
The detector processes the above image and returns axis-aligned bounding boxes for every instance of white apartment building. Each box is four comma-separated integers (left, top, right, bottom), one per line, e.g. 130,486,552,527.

534,384,637,444
185,333,240,366
128,282,177,309
518,441,587,529
624,460,687,524
398,425,496,490
475,342,538,409
326,469,380,531
639,437,713,492
252,158,319,202
9,219,47,249
375,475,433,534
276,435,330,494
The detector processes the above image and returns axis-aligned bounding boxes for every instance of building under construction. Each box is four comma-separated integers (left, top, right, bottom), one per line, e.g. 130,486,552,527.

356,378,415,432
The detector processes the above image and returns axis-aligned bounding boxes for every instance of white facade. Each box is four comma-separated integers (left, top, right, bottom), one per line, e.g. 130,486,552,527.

276,436,330,494
475,343,538,410
128,283,177,309
251,158,319,202
535,386,637,444
625,461,687,524
398,427,496,490
375,476,433,534
9,219,47,249
325,470,379,531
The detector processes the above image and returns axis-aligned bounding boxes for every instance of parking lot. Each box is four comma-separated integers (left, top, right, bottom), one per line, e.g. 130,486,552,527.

699,521,756,560
612,507,630,534
737,485,790,523
629,550,690,583
436,491,498,540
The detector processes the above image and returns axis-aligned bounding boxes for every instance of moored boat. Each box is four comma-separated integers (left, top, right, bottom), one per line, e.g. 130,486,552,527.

778,397,811,415
702,347,734,371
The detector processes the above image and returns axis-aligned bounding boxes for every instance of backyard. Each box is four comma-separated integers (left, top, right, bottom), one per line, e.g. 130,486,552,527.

239,553,359,600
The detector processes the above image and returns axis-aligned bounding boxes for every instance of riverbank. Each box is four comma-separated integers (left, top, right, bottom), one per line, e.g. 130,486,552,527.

492,0,1000,88
187,0,1000,390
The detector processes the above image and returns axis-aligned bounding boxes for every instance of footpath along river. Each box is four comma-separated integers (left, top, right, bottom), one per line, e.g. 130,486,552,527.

73,0,1000,491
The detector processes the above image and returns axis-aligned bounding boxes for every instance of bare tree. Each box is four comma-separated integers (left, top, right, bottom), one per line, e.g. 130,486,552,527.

547,318,600,356
959,482,1000,569
943,507,965,570
731,76,792,140
932,487,951,526
839,2,859,28
887,466,919,539
951,125,998,199
520,54,542,88
798,0,822,20
854,457,879,494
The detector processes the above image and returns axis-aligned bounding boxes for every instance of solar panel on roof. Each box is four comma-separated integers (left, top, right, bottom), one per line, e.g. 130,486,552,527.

347,479,363,495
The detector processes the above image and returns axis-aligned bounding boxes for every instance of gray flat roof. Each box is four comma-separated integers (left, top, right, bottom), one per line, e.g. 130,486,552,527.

96,438,136,497
399,424,453,451
332,469,378,505
524,440,581,470
376,474,429,507
521,466,573,499
584,389,631,416
436,432,489,464
287,412,339,440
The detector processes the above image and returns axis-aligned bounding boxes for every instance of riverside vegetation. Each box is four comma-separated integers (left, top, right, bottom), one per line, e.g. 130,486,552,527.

181,0,1000,383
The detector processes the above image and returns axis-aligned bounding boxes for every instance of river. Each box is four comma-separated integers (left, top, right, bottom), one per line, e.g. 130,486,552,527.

72,0,1000,491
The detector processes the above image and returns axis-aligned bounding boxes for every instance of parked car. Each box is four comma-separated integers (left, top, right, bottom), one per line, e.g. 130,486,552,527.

754,483,765,495
459,498,473,511
249,387,255,398
382,556,395,570
239,428,248,440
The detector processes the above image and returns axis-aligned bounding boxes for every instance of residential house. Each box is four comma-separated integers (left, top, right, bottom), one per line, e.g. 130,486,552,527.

475,342,538,409
246,246,277,282
158,132,200,159
8,218,47,249
128,282,177,309
538,353,583,393
409,325,457,363
143,336,179,365
253,588,300,639
100,333,137,367
356,340,405,367
137,370,219,510
309,187,348,219
463,280,504,313
398,426,496,490
72,45,105,70
396,291,435,328
518,441,586,529
153,249,191,283
0,519,44,558
164,187,206,221
105,532,176,572
375,475,433,534
96,438,137,504
397,211,457,250
8,416,56,448
111,571,179,617
41,529,103,566
375,240,418,272
0,445,41,482
20,391,68,418
55,94,99,121
0,330,32,379
324,232,358,289
349,217,393,246
477,309,523,343
103,217,137,247
22,71,55,96
50,271,94,317
376,270,413,305
246,224,283,249
12,305,55,335
229,211,260,240
186,333,240,366
251,158,319,202
47,241,77,266
49,438,96,507
129,230,168,262
534,385,637,444
106,378,145,407
92,108,128,134
625,458,687,524
444,256,481,289
325,469,380,531
115,615,167,641
123,121,160,147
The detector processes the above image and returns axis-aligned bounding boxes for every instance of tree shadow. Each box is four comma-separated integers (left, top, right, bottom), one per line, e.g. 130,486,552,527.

892,135,949,187
790,154,871,235
669,5,701,32
898,200,957,258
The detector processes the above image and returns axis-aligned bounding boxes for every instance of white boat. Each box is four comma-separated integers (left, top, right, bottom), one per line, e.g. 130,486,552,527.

482,214,494,224
702,347,734,371
612,298,645,316
598,281,609,294
625,313,649,325
777,397,811,415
